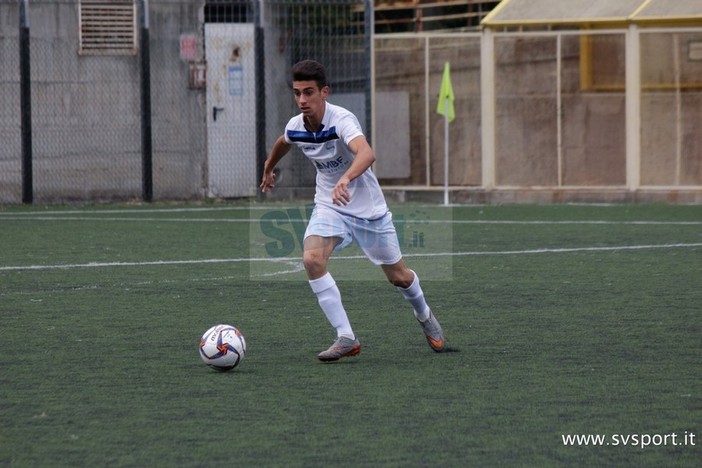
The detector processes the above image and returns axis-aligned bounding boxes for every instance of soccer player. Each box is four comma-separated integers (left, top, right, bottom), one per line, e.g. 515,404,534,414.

260,60,446,361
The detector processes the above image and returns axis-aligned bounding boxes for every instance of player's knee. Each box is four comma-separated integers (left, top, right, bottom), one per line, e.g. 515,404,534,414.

303,251,326,276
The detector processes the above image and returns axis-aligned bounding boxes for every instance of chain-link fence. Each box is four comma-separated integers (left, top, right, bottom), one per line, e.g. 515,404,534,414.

0,0,369,204
2,1,701,204
373,33,482,187
373,27,702,194
2,0,146,203
0,1,22,203
261,0,369,197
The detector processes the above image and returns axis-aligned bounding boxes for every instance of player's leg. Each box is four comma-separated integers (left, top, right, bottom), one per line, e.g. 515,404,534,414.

381,260,430,321
353,212,446,352
352,212,432,321
304,233,360,361
382,261,446,352
304,235,353,338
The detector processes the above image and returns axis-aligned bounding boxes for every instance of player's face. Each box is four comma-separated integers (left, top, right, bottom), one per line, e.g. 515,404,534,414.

292,80,328,119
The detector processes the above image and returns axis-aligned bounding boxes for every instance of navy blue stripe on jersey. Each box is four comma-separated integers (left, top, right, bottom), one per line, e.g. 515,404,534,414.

287,126,338,144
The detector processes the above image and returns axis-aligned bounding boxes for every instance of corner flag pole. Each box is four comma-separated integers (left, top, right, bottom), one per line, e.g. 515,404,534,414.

436,62,455,206
443,100,449,205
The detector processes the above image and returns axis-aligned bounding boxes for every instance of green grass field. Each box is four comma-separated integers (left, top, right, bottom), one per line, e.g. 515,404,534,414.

1,202,700,467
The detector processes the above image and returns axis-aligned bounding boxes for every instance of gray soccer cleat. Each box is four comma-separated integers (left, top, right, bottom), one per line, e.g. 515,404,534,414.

318,336,361,362
418,310,446,352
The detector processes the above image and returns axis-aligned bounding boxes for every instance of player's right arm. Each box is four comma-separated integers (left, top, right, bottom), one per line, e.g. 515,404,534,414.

260,135,291,193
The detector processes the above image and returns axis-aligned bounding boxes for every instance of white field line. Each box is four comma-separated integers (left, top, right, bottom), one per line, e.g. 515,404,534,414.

1,215,701,226
0,203,627,216
0,206,286,215
0,204,445,216
1,243,701,272
255,260,306,277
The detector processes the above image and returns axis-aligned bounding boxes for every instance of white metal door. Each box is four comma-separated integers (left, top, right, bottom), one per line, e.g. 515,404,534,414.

205,23,256,198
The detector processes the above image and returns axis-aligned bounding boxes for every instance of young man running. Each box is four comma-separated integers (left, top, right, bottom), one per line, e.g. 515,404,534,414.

260,60,445,361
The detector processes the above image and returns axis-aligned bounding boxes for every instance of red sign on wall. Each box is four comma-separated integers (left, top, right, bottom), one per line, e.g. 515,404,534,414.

180,34,197,61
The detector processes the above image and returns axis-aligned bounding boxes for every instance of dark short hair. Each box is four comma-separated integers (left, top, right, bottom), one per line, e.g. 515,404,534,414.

291,60,328,89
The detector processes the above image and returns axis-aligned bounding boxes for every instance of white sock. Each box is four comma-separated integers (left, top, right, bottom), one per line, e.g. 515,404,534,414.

397,270,431,321
309,272,354,339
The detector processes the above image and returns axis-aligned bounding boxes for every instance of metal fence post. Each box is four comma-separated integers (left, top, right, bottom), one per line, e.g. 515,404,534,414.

255,0,265,200
365,0,373,145
19,0,32,204
140,0,153,201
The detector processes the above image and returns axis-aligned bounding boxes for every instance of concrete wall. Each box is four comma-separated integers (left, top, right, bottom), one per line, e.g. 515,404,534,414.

149,0,208,200
0,0,207,203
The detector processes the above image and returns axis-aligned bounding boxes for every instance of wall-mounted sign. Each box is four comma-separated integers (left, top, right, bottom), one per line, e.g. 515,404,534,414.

228,65,243,96
189,61,206,89
180,33,198,61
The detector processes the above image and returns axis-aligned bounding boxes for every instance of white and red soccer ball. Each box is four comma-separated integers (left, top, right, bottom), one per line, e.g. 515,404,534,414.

199,324,246,371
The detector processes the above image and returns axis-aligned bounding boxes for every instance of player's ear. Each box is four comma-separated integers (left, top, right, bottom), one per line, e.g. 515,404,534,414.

321,85,330,99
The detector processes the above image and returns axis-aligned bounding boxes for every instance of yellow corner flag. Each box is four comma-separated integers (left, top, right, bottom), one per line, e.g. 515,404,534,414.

436,62,455,122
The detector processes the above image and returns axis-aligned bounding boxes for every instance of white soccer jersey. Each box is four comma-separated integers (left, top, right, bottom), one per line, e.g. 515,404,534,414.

283,102,388,219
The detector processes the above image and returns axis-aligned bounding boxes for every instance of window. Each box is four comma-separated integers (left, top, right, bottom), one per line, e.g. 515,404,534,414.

79,0,137,55
204,2,252,23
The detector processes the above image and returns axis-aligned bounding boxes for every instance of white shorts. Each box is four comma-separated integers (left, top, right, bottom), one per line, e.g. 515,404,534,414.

304,205,403,266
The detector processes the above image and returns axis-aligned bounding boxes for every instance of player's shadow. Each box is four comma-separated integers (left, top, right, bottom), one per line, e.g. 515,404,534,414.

318,359,361,365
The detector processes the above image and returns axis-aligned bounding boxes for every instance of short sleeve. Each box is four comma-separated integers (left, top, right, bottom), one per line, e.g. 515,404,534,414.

336,109,364,146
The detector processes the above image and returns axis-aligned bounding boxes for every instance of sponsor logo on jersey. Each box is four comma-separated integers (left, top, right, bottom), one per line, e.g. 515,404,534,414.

314,155,348,172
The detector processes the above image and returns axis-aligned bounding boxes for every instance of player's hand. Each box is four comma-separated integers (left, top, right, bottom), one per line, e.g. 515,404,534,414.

332,176,351,206
260,170,276,193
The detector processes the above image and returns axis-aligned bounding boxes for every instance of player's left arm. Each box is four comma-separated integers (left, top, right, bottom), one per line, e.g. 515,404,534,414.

332,135,376,206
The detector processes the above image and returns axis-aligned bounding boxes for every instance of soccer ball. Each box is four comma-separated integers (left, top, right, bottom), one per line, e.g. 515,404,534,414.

199,324,246,371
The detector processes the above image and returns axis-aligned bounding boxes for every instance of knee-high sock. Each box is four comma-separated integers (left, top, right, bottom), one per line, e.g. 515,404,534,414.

397,270,430,321
309,272,354,339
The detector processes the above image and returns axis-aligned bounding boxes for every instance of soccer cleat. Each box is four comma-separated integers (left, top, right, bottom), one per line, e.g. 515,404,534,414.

418,310,446,352
318,336,361,362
